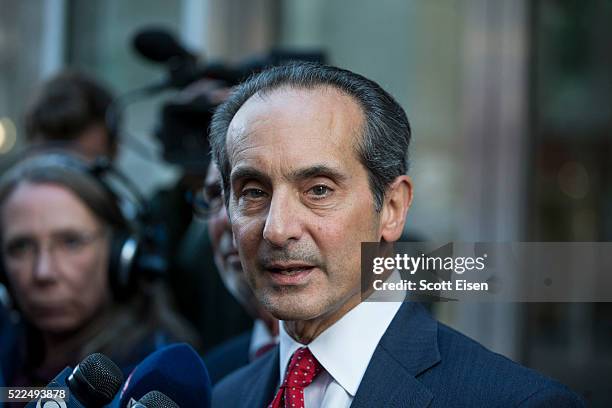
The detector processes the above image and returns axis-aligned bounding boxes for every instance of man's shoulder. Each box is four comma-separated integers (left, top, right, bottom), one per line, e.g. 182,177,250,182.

203,331,251,385
367,302,584,406
212,345,277,408
211,362,253,406
434,320,551,384
424,320,584,406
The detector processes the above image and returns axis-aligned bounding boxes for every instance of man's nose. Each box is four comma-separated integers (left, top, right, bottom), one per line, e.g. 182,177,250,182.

262,190,303,247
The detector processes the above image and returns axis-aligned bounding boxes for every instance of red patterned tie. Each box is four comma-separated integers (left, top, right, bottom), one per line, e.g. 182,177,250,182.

268,347,322,408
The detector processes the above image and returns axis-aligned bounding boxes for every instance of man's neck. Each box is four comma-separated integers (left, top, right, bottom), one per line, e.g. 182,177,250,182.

283,293,361,344
256,304,279,337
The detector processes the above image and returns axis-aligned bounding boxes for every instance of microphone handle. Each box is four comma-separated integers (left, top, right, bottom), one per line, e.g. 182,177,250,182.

25,367,86,408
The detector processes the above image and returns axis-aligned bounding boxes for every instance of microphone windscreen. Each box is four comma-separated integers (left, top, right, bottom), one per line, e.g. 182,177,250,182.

118,343,211,408
26,353,124,408
138,391,179,408
132,27,193,64
72,352,124,405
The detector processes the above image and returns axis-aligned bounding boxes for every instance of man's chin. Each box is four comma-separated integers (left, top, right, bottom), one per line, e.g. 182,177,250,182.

260,292,326,322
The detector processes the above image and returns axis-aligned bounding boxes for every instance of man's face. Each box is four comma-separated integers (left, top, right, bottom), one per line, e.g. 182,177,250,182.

225,86,383,321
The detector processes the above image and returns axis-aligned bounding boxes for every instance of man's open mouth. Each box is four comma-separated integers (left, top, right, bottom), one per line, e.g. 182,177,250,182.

264,263,316,285
268,266,314,275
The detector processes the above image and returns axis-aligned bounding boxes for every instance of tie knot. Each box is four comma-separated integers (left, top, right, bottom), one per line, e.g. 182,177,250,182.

283,347,322,388
268,347,323,408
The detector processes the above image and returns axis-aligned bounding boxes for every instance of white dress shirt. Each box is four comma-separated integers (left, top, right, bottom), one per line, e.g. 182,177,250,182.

248,319,279,361
278,299,402,408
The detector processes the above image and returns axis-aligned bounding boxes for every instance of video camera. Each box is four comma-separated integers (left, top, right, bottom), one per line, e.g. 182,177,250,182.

117,26,326,174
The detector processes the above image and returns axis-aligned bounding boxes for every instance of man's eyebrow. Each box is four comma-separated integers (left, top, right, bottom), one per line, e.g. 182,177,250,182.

230,166,271,185
289,165,349,184
230,164,349,186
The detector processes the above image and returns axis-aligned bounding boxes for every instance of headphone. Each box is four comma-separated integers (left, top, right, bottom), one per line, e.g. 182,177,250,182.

0,150,166,304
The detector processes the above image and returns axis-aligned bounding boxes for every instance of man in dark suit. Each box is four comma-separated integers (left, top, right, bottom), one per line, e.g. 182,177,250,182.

208,62,584,407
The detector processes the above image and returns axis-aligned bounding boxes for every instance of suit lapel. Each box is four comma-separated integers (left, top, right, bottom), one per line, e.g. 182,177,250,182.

242,347,280,407
351,303,440,408
350,349,433,408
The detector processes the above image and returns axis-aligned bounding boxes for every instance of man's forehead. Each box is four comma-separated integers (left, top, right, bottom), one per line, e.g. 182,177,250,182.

225,86,364,164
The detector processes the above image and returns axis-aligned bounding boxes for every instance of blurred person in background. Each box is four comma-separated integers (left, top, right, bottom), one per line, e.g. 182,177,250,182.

0,150,199,387
24,70,118,160
20,69,234,354
155,80,253,352
201,162,278,385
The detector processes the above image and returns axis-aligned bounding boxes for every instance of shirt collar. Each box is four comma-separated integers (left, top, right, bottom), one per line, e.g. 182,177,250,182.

249,319,278,360
279,299,402,396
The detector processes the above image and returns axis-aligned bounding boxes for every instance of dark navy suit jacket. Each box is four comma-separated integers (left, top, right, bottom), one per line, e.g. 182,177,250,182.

213,302,585,407
204,330,251,385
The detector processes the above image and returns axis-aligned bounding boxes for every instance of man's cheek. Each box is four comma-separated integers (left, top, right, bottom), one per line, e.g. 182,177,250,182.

233,214,263,235
231,219,250,248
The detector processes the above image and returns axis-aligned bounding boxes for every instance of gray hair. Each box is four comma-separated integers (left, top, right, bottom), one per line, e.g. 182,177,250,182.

209,62,411,211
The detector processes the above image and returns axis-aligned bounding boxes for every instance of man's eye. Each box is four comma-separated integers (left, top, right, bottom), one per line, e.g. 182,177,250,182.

241,188,267,199
307,185,333,198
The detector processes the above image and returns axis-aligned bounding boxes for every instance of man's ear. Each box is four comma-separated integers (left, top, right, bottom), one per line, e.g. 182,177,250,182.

380,175,413,242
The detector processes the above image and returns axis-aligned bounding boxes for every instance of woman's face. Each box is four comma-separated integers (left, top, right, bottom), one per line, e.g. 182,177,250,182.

1,182,111,334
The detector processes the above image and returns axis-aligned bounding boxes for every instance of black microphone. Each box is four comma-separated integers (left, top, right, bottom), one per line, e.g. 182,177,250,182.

128,391,179,408
26,353,124,408
131,26,241,89
132,27,201,89
132,27,195,64
130,27,328,94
